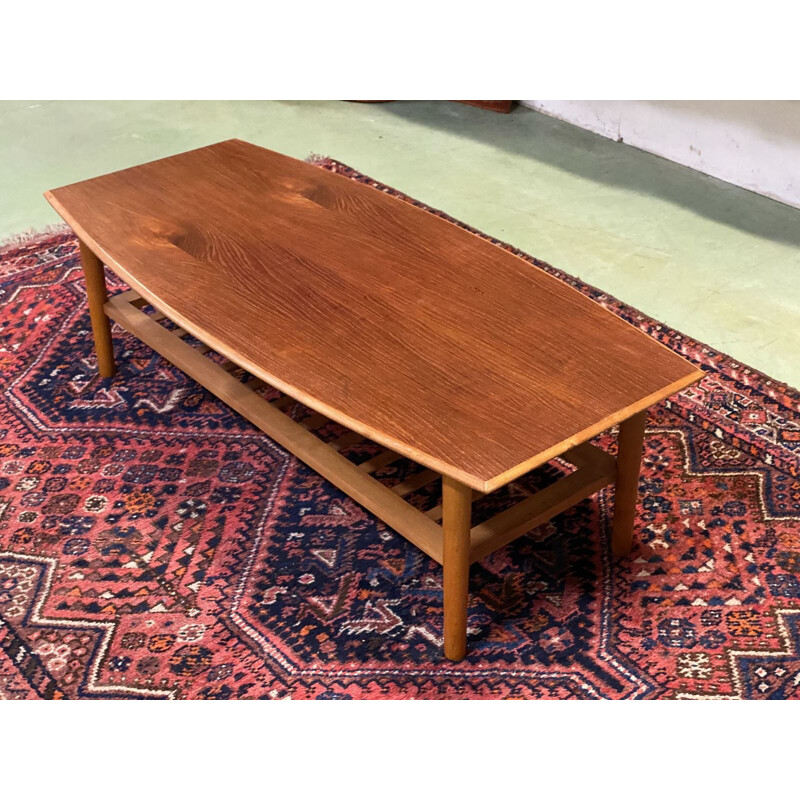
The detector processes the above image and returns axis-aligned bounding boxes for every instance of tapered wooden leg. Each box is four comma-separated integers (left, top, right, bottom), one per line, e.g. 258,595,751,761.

78,239,116,378
612,410,647,557
442,475,472,661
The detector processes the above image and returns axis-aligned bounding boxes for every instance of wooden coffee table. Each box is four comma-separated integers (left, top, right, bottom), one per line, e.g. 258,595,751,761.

45,140,703,661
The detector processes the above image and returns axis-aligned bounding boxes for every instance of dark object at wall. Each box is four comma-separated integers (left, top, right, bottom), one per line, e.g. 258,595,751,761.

456,101,513,113
349,101,514,113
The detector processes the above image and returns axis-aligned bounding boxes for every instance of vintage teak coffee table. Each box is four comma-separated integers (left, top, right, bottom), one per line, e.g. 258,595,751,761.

45,140,703,660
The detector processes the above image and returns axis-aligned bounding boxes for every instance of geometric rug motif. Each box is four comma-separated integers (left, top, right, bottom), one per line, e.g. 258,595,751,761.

0,158,798,698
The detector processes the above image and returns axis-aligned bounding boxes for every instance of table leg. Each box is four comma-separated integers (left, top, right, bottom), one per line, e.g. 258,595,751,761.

78,239,116,378
442,475,472,661
612,410,647,556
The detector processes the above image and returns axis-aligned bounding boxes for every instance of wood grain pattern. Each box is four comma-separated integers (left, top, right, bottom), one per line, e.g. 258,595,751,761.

45,140,702,491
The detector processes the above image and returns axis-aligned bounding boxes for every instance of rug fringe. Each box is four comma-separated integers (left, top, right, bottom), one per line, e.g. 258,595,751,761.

305,153,332,167
0,223,72,255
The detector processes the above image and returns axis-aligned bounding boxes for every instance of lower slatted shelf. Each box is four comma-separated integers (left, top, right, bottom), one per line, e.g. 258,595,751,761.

105,289,617,566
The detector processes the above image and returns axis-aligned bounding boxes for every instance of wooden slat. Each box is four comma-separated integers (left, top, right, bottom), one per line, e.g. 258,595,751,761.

115,289,195,339
104,294,446,563
299,412,329,432
425,506,443,521
468,462,615,563
359,449,403,474
114,289,144,307
272,395,296,411
329,430,363,452
560,441,615,472
391,469,439,497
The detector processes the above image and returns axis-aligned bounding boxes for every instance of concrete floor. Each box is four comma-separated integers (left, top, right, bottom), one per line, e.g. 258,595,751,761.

2,100,799,387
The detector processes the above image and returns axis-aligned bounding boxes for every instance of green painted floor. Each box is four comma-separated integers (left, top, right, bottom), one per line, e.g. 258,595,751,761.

2,100,799,387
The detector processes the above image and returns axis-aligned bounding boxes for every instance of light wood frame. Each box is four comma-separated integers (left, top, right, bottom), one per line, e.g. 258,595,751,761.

97,284,643,662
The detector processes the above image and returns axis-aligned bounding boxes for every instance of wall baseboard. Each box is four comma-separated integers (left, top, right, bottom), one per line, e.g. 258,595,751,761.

521,100,800,211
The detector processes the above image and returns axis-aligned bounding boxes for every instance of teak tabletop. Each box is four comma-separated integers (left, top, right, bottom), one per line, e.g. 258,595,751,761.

46,139,701,493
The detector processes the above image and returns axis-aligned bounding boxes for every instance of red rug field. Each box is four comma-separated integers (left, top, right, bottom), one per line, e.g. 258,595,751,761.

1,159,798,698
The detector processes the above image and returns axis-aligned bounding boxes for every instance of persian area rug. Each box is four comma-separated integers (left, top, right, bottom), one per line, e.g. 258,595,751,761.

1,162,799,700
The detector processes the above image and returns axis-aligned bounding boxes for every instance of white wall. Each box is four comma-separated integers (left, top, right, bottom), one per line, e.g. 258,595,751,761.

521,101,800,210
